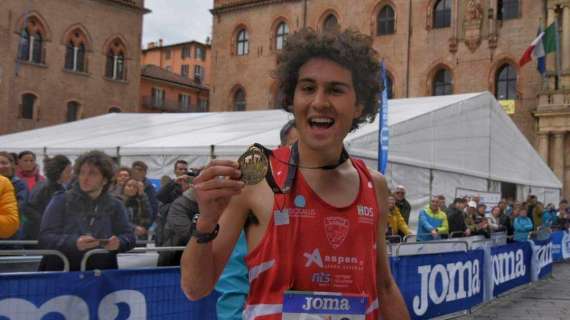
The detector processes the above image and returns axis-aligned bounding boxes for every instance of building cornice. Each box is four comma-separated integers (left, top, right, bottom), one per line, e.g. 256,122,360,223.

211,0,301,15
95,0,151,14
142,40,211,53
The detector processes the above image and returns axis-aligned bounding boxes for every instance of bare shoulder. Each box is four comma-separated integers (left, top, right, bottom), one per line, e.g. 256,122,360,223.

366,166,389,195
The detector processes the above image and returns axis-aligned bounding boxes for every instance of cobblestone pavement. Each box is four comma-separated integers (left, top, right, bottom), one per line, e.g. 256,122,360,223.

455,261,570,320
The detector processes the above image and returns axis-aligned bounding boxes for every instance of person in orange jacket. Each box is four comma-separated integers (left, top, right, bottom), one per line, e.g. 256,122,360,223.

0,175,19,239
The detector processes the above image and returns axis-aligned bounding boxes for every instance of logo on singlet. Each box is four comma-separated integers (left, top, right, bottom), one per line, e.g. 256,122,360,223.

304,248,324,268
324,216,349,249
294,195,306,208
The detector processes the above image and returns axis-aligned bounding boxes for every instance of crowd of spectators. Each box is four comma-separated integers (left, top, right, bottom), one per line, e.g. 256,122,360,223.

0,149,206,271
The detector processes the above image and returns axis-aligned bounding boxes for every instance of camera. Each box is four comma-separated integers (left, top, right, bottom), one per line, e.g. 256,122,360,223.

187,168,201,177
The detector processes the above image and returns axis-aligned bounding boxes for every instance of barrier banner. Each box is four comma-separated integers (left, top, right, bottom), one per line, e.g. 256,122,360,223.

550,230,570,262
490,242,532,297
531,239,553,280
0,267,219,320
390,250,484,319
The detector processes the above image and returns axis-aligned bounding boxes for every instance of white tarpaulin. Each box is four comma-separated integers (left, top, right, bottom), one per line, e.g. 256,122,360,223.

0,92,561,210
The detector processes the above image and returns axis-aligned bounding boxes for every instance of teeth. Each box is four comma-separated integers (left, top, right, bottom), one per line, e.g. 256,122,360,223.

310,118,333,124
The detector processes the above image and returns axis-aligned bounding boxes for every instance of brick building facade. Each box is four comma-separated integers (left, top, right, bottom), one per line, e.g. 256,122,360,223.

0,0,146,134
210,0,570,199
140,40,211,112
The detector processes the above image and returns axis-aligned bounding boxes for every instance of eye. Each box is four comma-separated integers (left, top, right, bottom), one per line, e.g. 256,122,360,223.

329,86,346,95
300,84,315,93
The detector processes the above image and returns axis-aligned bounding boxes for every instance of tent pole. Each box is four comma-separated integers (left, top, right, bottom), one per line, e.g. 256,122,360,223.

210,144,216,160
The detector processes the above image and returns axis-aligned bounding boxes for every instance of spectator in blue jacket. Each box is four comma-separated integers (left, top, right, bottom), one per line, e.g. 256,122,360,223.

513,207,534,242
39,150,135,271
417,195,449,241
542,203,558,228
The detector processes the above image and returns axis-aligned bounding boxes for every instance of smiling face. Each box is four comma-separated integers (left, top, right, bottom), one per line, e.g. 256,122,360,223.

292,58,362,152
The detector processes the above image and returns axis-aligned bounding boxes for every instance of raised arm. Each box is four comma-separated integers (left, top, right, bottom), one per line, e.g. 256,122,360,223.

372,171,410,319
180,160,247,300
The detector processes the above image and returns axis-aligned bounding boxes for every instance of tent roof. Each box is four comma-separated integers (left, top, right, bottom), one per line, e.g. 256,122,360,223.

0,92,561,189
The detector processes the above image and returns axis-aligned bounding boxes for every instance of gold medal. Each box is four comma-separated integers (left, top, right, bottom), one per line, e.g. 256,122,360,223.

238,145,269,185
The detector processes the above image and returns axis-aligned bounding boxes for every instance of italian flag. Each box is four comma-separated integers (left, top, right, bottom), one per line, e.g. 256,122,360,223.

518,23,557,74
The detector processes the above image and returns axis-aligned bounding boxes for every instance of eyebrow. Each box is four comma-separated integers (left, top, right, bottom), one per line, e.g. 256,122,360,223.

297,78,352,89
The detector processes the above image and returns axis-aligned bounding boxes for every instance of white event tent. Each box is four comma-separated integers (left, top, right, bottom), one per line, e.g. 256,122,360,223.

0,92,561,223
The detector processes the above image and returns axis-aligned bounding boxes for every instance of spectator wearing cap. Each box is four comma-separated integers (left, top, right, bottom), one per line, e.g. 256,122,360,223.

394,185,411,224
447,198,471,238
417,195,448,241
23,155,72,240
465,201,490,238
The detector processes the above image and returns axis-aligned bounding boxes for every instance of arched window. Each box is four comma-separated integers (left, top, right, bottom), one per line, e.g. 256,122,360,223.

236,29,249,56
432,68,452,96
433,0,451,28
497,0,520,20
105,39,126,80
66,101,80,122
21,94,36,119
275,22,289,50
377,5,395,35
18,17,46,64
64,30,88,72
323,14,339,31
495,64,517,100
233,89,246,111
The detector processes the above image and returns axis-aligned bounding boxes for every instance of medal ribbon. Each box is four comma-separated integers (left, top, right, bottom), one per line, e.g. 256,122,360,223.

253,142,349,194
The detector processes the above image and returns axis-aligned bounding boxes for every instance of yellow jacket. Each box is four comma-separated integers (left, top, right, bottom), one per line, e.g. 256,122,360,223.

0,176,19,238
388,206,411,236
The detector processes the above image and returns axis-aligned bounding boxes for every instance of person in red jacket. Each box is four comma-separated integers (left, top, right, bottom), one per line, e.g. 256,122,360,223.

16,151,45,191
180,28,409,320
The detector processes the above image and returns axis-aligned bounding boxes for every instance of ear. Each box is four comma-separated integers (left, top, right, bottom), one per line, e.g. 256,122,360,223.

353,103,363,119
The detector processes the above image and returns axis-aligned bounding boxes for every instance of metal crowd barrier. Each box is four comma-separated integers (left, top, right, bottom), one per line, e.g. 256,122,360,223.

80,246,186,271
0,249,70,272
0,240,39,247
385,235,402,243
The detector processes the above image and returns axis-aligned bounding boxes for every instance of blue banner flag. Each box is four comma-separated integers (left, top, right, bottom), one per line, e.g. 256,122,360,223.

377,60,389,174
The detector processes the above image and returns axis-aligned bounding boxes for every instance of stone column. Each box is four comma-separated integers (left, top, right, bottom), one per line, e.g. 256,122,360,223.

551,131,566,182
537,132,550,163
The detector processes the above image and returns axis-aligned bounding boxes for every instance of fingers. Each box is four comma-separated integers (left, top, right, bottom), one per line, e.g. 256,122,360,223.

194,165,241,184
205,159,239,169
194,177,244,192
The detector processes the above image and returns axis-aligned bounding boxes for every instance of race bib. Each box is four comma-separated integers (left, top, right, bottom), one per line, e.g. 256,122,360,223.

282,291,367,320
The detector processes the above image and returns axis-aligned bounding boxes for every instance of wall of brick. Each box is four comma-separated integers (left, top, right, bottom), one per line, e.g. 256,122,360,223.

0,0,145,134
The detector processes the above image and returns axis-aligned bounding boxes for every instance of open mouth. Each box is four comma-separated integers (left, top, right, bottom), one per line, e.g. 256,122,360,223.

308,117,335,129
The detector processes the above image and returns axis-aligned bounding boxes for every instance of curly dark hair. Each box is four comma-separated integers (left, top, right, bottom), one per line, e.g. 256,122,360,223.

274,28,382,131
43,155,71,182
74,150,115,193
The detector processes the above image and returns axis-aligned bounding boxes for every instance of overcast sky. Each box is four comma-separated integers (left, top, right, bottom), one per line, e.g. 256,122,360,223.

142,0,214,48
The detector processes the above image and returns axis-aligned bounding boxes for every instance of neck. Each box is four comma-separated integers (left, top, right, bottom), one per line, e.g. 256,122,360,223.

86,189,103,200
297,141,345,169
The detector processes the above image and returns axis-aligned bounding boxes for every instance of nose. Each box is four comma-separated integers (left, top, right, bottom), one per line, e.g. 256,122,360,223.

310,88,331,110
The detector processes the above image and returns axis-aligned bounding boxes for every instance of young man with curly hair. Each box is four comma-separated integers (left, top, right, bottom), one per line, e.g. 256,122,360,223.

181,28,409,320
38,150,135,271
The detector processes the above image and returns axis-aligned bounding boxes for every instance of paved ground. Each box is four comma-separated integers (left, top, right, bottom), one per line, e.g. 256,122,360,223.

455,261,570,320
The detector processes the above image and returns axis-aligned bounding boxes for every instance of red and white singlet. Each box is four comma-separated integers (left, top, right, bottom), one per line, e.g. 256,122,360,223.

243,146,380,319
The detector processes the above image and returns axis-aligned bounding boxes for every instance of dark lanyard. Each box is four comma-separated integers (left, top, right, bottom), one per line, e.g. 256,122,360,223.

253,142,349,194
